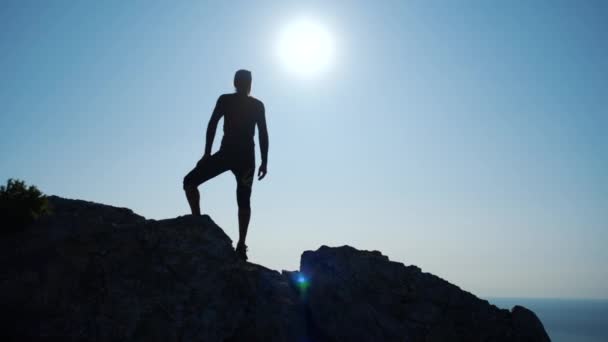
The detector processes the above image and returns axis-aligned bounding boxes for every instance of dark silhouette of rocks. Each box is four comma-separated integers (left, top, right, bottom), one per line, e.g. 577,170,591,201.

298,246,550,342
0,196,550,341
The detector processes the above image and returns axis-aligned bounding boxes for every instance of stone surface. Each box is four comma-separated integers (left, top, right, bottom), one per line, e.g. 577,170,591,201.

299,245,550,342
0,196,305,341
0,196,550,341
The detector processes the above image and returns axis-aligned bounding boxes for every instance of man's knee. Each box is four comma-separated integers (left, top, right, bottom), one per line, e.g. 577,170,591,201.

183,175,196,191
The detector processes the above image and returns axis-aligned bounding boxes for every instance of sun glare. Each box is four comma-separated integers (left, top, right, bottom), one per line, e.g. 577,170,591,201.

277,18,334,78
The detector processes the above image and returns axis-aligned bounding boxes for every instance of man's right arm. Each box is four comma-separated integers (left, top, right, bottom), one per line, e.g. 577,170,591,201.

204,96,224,157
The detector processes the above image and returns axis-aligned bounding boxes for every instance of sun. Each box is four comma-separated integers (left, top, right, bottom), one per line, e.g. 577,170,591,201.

277,18,334,78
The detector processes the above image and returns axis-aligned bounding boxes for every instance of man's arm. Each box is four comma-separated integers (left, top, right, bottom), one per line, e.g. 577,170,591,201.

257,103,269,180
204,96,224,157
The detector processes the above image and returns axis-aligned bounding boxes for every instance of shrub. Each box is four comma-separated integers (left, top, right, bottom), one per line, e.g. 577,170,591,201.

0,179,50,233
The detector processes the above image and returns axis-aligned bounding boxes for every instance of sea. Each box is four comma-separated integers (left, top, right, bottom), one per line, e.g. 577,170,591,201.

488,298,608,342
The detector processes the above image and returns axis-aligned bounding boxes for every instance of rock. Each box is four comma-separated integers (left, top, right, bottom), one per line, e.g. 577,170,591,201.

512,305,551,341
0,196,550,341
299,245,550,342
0,196,305,341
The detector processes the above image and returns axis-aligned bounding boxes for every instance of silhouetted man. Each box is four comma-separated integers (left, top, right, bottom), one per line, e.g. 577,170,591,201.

183,69,269,261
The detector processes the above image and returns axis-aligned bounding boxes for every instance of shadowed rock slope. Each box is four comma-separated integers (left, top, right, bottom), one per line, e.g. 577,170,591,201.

0,196,550,341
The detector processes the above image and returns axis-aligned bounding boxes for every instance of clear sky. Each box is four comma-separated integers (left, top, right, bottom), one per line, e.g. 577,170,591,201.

1,0,606,299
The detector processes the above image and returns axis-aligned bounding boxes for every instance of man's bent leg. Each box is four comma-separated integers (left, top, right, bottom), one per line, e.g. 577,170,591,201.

183,152,228,216
185,186,201,216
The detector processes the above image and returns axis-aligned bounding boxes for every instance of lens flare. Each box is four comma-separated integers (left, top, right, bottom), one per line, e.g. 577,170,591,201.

294,272,310,293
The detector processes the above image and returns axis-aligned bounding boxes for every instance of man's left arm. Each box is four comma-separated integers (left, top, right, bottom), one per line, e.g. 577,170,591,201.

257,103,269,180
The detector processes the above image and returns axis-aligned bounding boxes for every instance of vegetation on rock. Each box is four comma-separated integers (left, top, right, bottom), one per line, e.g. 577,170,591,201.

0,178,49,233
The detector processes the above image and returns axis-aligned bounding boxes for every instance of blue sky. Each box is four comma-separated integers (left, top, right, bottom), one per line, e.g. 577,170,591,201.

1,0,606,299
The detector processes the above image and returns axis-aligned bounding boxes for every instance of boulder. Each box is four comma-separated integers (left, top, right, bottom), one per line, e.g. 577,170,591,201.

298,245,550,341
0,196,305,341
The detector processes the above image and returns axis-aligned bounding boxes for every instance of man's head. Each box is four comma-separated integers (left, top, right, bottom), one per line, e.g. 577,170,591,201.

234,69,252,95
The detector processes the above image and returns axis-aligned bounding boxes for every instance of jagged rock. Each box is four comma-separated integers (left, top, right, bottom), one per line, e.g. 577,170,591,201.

0,196,305,341
0,196,550,341
299,245,550,342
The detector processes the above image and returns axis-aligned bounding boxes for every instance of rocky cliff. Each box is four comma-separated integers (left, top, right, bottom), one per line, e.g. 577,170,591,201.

0,196,550,341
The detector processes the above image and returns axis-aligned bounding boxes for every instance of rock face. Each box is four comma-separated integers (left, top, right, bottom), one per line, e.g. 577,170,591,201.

0,196,550,341
299,246,550,342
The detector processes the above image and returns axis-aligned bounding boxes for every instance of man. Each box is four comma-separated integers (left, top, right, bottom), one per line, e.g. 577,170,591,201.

183,69,269,261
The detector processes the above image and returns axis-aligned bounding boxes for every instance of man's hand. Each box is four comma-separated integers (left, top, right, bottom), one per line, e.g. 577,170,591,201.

258,163,267,181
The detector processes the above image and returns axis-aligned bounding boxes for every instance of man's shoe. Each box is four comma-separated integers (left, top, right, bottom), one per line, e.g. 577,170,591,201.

235,243,248,261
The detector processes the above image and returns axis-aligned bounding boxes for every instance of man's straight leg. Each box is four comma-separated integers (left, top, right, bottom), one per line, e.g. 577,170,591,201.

232,160,255,259
238,207,251,247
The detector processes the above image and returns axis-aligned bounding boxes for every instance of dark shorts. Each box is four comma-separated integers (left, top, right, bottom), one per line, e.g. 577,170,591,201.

183,149,255,209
